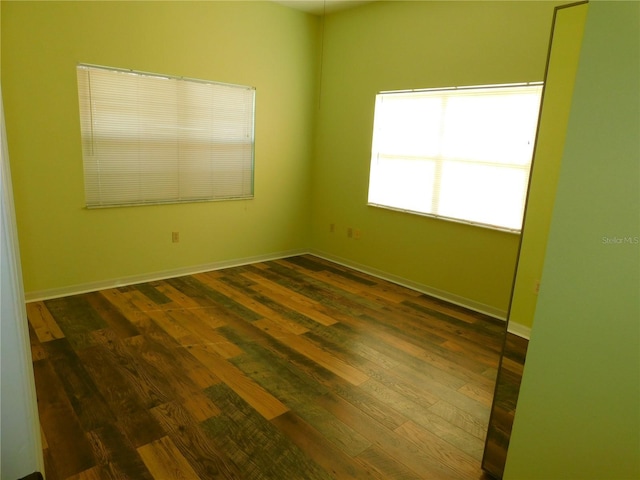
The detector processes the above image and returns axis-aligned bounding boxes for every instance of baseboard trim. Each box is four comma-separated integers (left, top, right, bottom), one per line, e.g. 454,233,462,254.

24,249,307,302
308,249,508,321
507,321,532,340
25,248,517,330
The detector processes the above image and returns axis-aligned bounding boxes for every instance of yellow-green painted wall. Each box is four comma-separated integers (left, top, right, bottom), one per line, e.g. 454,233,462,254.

311,0,565,315
3,0,572,316
509,2,589,331
1,1,319,296
505,1,640,477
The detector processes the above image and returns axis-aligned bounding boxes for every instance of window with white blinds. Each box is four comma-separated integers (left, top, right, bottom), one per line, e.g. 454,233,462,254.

76,64,255,208
367,83,543,232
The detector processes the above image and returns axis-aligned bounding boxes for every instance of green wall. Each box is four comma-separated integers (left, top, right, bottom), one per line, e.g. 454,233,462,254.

509,2,588,332
1,1,319,297
311,1,564,316
505,1,640,478
3,0,570,318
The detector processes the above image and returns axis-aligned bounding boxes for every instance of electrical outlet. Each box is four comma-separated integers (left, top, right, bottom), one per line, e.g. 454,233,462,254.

347,227,353,238
330,223,335,233
172,231,180,243
354,229,361,240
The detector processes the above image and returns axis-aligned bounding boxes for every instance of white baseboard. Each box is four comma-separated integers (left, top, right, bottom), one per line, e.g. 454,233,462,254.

24,249,307,302
25,248,522,337
507,321,532,340
308,249,509,321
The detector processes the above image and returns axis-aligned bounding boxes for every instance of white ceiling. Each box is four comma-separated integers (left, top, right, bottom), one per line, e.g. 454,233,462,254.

273,0,376,15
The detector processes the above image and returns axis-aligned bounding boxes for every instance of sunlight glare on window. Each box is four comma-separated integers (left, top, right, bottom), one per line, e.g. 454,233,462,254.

367,83,543,231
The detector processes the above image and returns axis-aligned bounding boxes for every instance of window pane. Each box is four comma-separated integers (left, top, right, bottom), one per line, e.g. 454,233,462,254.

373,96,444,157
442,91,540,165
438,161,530,230
368,156,436,213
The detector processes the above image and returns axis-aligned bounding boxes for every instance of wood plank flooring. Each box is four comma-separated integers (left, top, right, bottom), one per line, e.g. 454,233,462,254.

481,332,529,479
28,255,503,479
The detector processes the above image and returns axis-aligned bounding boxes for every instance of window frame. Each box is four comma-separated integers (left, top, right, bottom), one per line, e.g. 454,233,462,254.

367,82,544,233
76,63,256,209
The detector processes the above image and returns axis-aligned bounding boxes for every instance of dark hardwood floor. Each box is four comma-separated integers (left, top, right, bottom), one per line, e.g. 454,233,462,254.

482,332,529,479
27,255,504,479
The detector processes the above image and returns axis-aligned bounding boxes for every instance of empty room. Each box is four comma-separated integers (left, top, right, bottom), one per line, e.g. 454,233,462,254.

1,1,638,480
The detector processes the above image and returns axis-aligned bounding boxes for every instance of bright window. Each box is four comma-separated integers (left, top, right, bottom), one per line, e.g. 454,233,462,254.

76,64,255,208
367,84,543,232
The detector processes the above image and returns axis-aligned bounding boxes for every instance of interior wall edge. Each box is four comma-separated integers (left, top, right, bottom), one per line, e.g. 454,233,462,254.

309,248,508,321
23,248,307,303
1,87,45,479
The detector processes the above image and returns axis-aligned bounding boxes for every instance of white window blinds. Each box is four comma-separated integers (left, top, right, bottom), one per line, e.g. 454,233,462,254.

367,84,543,232
76,64,255,208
